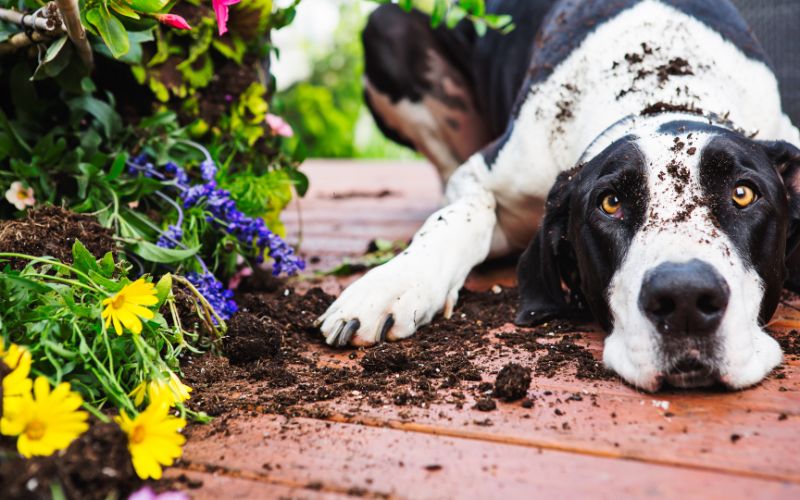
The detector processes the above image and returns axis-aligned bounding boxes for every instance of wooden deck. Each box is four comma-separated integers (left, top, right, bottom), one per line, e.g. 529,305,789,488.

167,160,800,499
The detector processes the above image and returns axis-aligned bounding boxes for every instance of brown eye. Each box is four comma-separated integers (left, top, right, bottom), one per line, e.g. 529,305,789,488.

601,193,622,216
732,184,756,208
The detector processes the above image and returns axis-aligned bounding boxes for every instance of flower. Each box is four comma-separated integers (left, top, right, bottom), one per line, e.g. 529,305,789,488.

155,13,192,30
102,279,159,335
199,159,217,182
5,181,35,210
130,371,192,407
1,342,33,424
0,376,88,458
186,271,238,321
156,225,183,249
265,113,294,137
129,486,189,500
212,0,241,35
116,396,187,480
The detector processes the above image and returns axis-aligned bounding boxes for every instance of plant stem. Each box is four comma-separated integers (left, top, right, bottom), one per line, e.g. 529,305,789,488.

0,253,106,293
53,0,92,70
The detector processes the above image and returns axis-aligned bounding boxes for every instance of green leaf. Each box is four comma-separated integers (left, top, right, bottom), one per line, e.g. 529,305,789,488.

85,7,130,58
446,7,468,28
106,152,128,181
99,252,116,277
430,0,447,26
89,270,124,292
67,95,122,139
473,18,487,37
155,274,172,306
72,240,99,275
287,167,309,197
31,36,72,81
128,240,201,264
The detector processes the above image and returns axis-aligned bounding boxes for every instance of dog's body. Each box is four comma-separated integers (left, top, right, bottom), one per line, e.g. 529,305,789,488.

318,0,800,391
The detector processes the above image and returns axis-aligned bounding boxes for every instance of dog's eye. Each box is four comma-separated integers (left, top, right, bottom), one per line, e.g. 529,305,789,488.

732,184,757,208
600,193,622,216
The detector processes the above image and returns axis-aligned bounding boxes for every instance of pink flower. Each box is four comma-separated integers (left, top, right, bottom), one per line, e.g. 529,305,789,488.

227,265,253,290
266,113,294,138
155,13,192,30
128,487,188,500
212,0,241,35
5,181,35,210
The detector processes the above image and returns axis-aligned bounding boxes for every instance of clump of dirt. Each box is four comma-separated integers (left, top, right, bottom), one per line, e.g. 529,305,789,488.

0,206,116,268
360,345,411,373
0,422,140,500
224,310,282,365
656,57,693,83
493,363,531,401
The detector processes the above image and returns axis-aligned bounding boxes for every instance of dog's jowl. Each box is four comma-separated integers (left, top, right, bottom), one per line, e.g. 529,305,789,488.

318,0,800,391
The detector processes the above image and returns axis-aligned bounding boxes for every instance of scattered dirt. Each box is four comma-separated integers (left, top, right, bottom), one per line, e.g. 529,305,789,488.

640,101,703,117
0,206,116,268
181,284,610,425
493,363,532,401
0,422,141,500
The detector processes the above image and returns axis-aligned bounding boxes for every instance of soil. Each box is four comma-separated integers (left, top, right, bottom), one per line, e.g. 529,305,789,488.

181,284,611,425
0,206,116,268
0,422,142,500
493,363,532,401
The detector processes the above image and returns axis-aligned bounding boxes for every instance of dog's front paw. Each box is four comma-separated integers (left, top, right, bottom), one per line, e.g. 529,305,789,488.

316,257,458,347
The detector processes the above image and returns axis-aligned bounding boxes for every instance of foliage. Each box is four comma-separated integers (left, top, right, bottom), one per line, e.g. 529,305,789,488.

0,241,218,423
372,0,514,35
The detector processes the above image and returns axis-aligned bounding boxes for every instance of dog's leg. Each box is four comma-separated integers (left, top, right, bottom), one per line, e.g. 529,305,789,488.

317,155,498,346
362,5,490,182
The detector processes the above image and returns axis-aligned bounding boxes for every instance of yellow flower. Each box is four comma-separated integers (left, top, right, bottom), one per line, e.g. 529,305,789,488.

116,396,186,480
1,342,33,422
130,371,192,407
0,376,89,458
101,279,158,335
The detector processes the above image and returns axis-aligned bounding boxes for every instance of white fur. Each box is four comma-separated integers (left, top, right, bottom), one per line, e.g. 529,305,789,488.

320,0,798,390
318,155,497,345
602,128,783,390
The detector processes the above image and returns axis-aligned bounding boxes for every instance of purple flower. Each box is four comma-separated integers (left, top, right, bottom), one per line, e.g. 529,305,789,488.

156,225,183,249
164,161,189,186
186,271,238,321
200,159,218,182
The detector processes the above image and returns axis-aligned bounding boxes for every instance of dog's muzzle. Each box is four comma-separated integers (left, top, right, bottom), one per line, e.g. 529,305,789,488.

639,259,731,387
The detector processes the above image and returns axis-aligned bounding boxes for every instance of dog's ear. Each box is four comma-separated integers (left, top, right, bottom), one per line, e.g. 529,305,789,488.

515,167,583,326
761,140,800,289
761,141,800,247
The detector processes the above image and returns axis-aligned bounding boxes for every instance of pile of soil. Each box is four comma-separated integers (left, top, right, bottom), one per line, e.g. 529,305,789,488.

181,284,612,424
0,206,116,267
0,423,141,500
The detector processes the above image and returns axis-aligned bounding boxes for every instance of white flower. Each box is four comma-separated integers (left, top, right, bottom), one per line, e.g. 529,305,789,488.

5,182,35,211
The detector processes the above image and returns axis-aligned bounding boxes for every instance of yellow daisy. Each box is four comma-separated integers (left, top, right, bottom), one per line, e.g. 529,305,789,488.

116,396,186,480
130,371,192,407
1,342,33,422
1,376,89,457
101,278,158,335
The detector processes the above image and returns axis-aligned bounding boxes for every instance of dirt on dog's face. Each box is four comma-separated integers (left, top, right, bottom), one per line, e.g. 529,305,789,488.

517,118,800,391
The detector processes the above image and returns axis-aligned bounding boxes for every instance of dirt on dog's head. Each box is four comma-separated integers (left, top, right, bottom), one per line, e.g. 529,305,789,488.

516,114,800,391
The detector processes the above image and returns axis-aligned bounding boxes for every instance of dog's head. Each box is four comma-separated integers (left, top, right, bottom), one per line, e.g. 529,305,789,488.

517,117,800,391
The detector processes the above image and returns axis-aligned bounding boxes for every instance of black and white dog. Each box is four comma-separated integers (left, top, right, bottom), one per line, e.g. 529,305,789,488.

317,0,800,391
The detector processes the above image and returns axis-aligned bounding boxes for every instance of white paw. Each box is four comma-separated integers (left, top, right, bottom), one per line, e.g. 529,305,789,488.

316,256,459,347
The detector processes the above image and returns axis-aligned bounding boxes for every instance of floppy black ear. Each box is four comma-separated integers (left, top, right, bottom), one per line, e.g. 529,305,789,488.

515,168,584,326
761,140,800,290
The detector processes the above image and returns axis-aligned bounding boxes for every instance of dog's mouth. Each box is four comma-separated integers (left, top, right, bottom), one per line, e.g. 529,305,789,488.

663,357,719,388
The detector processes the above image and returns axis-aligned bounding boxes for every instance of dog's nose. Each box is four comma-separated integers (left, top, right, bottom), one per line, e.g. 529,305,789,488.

639,259,730,336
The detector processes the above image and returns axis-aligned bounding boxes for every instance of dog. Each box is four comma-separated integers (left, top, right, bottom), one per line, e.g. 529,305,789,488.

316,0,800,391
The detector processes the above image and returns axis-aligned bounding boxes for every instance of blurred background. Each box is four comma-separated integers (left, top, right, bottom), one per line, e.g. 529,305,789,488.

270,0,418,160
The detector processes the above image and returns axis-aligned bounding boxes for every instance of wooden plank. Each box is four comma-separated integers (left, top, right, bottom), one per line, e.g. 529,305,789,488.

164,468,352,499
181,415,800,500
